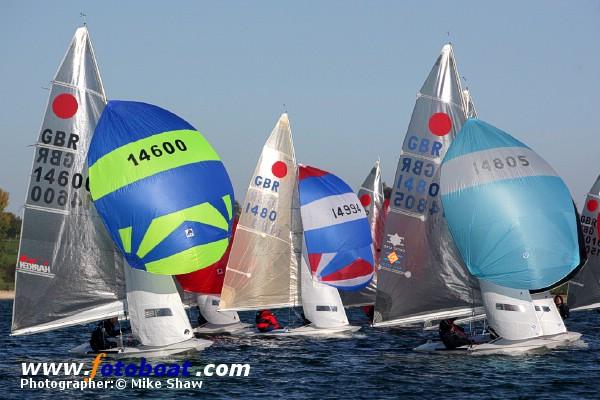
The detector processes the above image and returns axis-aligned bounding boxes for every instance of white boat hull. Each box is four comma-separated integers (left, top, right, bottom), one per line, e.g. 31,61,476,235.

414,331,582,355
70,338,213,358
194,322,251,335
243,324,361,337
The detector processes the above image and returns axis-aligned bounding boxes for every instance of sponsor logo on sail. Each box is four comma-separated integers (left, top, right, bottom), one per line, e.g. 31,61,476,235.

17,256,55,278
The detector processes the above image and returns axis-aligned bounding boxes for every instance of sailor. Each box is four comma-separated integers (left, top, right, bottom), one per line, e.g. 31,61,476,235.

554,295,570,320
255,310,281,332
362,305,375,322
196,306,208,327
90,317,121,352
439,318,472,350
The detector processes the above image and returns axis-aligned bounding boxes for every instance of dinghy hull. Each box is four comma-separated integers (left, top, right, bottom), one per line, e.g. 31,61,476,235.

414,331,582,355
194,322,251,335
242,324,361,337
70,338,213,358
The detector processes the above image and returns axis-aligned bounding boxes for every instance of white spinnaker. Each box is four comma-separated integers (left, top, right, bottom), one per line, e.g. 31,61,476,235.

300,241,349,328
220,113,300,311
125,267,193,347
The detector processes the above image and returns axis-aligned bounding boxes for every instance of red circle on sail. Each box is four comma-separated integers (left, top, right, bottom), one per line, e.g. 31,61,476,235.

587,199,598,212
428,112,452,136
360,194,371,207
52,93,78,119
272,161,288,178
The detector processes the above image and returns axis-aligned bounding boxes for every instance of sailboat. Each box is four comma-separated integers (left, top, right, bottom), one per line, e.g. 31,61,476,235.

567,176,600,311
373,44,483,328
11,27,211,357
416,118,583,354
11,27,126,336
80,98,236,355
340,160,385,308
219,114,372,336
176,217,251,334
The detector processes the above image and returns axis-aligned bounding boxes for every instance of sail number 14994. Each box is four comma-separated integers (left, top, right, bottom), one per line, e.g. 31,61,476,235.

331,203,363,219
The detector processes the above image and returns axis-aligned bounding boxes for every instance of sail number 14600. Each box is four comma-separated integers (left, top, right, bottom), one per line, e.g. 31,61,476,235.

127,140,187,166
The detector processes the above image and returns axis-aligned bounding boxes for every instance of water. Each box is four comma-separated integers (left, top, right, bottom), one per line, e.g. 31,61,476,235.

2,300,600,399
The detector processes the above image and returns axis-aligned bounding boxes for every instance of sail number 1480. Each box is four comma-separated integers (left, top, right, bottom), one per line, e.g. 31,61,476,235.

245,203,277,221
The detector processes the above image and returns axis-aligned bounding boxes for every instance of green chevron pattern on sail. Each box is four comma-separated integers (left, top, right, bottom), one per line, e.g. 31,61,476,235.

136,200,230,259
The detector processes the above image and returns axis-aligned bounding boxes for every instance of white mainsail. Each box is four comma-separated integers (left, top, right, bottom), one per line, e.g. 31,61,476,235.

373,44,482,328
220,113,300,311
11,27,126,335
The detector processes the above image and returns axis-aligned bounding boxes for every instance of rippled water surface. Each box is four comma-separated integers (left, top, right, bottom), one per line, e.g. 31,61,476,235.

2,300,600,399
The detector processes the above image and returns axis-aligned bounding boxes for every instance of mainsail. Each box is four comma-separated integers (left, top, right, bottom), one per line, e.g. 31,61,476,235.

11,27,126,336
373,44,482,327
220,113,300,311
462,88,477,119
569,176,600,310
341,160,385,306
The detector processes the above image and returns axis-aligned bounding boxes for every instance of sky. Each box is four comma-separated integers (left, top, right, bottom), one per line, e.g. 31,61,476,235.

1,1,599,213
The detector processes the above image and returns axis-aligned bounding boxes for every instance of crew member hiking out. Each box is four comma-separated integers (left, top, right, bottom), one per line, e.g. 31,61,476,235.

90,317,121,352
439,318,472,350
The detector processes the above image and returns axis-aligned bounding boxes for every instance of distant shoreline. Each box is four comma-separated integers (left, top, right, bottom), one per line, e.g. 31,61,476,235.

0,290,14,300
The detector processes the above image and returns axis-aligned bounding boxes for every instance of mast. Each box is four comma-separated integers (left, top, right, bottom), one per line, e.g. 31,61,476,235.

12,27,125,335
373,44,482,327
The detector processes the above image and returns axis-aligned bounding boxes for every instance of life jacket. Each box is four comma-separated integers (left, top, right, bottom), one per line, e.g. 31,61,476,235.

256,311,280,332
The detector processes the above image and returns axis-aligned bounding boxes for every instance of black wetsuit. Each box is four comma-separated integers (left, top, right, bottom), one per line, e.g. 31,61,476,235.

90,320,120,352
557,303,570,320
439,320,472,350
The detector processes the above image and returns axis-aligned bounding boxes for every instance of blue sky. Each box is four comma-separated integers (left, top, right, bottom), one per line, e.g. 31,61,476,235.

1,1,599,213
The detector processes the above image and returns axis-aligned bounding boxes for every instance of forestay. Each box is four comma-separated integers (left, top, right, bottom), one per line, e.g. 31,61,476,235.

12,27,126,336
374,44,481,327
220,113,301,311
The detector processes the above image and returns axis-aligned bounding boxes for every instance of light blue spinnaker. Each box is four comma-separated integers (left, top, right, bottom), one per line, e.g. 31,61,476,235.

440,119,581,291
